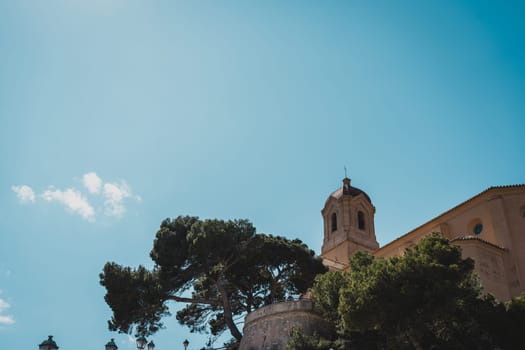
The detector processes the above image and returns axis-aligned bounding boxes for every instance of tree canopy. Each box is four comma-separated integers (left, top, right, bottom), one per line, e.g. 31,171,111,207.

289,233,525,350
100,216,326,344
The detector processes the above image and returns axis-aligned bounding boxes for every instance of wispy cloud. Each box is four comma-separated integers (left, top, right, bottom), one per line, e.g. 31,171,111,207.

103,182,131,217
0,315,14,325
0,292,15,326
12,172,140,222
11,185,35,203
83,172,102,194
0,265,11,279
42,188,96,221
120,335,139,349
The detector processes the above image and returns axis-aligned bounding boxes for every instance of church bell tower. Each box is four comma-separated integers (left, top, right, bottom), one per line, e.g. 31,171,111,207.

321,178,379,270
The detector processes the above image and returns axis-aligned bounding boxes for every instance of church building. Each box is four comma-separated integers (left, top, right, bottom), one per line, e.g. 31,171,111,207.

321,178,525,301
240,179,525,349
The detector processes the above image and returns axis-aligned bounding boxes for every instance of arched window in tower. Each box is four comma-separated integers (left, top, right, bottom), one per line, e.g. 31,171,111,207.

331,213,337,232
358,211,366,230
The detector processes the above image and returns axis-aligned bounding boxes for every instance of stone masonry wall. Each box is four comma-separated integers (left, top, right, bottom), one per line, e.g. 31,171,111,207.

239,300,333,350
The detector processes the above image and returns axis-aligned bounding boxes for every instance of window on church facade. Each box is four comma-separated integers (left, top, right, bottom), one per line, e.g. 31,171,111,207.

473,223,483,235
468,218,483,235
331,213,337,232
358,211,365,230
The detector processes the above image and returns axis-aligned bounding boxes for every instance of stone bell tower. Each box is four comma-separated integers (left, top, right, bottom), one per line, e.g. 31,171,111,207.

321,178,379,269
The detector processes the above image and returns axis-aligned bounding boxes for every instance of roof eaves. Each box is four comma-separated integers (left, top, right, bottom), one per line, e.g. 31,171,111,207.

378,184,525,251
450,235,508,251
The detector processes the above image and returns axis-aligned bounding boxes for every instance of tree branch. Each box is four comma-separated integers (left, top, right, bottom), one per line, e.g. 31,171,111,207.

217,278,243,341
167,295,221,306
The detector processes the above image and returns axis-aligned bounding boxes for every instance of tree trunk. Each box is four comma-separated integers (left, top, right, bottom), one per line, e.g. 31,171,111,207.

217,279,243,341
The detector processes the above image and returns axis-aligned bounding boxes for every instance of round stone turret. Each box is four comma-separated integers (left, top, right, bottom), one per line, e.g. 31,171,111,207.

239,300,333,350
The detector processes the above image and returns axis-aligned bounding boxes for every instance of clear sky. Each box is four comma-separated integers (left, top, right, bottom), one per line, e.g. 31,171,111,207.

1,1,524,349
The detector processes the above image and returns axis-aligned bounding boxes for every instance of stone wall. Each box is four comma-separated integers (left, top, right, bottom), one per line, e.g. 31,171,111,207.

239,300,333,350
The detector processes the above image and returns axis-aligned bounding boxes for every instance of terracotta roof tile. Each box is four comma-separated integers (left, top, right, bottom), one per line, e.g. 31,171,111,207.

450,235,507,251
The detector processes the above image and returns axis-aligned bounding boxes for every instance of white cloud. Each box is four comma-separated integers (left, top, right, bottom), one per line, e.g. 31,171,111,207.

11,173,140,222
42,188,95,221
103,182,131,217
83,172,102,194
11,185,35,203
0,316,14,325
0,299,9,313
0,293,14,326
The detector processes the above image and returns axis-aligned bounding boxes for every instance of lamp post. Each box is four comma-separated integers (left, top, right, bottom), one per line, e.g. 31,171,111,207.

147,340,155,350
136,336,148,350
105,338,118,350
183,339,189,350
39,335,59,350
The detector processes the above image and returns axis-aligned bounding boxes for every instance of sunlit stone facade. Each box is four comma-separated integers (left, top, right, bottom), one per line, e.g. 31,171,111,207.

239,181,525,350
321,179,525,301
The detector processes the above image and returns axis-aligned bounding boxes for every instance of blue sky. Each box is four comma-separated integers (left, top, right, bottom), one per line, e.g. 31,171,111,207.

1,1,524,349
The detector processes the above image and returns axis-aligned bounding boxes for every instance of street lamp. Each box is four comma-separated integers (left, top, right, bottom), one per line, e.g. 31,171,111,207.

39,335,59,350
136,336,148,350
147,340,155,350
183,339,189,350
105,338,118,350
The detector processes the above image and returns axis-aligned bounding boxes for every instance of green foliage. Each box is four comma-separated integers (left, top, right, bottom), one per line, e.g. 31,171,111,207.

287,328,339,350
339,234,482,342
497,293,525,349
506,291,525,316
299,233,525,350
100,264,169,335
310,270,348,324
100,216,326,343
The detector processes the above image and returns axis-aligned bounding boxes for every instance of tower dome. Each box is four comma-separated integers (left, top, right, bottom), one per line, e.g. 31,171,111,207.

327,177,372,203
321,178,379,270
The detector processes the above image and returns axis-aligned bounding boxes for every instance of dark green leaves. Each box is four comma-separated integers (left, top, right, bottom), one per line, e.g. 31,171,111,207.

100,263,169,336
101,215,326,343
299,233,525,350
